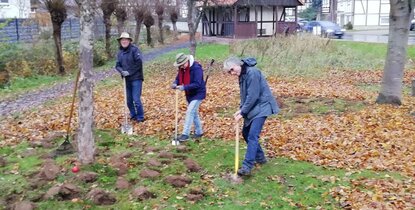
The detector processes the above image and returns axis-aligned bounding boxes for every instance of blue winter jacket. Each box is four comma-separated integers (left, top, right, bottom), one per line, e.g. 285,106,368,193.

174,55,206,103
239,57,279,126
115,44,143,82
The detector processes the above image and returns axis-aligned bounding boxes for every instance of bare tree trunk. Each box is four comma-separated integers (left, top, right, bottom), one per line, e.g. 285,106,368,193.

187,0,197,56
187,0,207,56
376,0,413,105
103,15,112,58
52,23,65,75
134,20,142,44
117,18,125,34
146,25,152,46
158,15,164,44
77,0,96,165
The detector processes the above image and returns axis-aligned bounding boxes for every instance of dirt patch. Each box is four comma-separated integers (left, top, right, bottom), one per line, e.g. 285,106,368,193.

132,187,156,201
183,158,202,172
158,151,174,159
140,169,161,179
186,187,205,202
0,156,6,167
36,159,60,181
86,188,117,205
43,183,81,201
223,173,244,184
146,158,162,167
20,148,36,158
144,146,160,153
176,145,189,153
165,175,192,188
77,172,98,183
11,200,36,210
112,162,128,176
116,176,130,190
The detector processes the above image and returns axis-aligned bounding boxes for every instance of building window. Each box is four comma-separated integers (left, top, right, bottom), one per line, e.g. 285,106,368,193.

238,7,249,22
0,0,9,3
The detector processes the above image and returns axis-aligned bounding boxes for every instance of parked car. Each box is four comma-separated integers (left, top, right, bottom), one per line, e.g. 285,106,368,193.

410,19,415,31
303,21,346,39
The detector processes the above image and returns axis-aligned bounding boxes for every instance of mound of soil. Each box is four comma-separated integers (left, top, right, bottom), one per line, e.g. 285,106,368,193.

116,176,130,190
132,187,156,201
77,172,98,183
139,169,161,179
11,200,36,210
146,158,162,167
165,175,192,188
43,183,81,201
186,187,205,202
158,151,174,159
183,158,202,172
37,159,60,181
86,188,116,205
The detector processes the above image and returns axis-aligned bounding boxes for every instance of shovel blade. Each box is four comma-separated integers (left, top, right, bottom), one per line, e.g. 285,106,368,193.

121,124,133,135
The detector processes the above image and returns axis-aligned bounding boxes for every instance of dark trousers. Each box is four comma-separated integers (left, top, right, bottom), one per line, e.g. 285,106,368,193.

126,79,144,121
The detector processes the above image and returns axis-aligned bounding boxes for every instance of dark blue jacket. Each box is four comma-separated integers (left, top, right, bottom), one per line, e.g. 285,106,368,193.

116,44,143,82
239,57,279,126
174,56,206,103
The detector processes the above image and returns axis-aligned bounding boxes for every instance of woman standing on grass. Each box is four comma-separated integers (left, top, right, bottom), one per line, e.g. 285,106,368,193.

223,56,279,176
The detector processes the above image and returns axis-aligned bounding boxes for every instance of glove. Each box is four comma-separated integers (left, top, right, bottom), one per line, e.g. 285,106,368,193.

177,85,184,91
171,83,177,89
121,71,130,77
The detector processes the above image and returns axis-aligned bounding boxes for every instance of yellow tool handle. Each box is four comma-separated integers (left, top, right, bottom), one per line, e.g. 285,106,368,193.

234,121,239,175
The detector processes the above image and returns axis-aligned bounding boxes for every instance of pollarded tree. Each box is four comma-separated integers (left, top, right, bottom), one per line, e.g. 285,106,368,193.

41,0,67,75
186,0,208,56
132,0,148,44
75,0,96,164
143,11,154,46
169,6,178,33
114,0,127,34
376,0,414,105
155,0,165,44
100,0,118,58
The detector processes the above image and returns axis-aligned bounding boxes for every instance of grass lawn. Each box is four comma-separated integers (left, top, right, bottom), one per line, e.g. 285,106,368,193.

0,129,404,209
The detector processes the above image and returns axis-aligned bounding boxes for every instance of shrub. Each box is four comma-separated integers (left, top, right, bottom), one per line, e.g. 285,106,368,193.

345,22,353,30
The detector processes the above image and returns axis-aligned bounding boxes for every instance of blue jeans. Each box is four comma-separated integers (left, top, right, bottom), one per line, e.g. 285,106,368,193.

182,100,203,136
126,79,144,121
242,117,267,170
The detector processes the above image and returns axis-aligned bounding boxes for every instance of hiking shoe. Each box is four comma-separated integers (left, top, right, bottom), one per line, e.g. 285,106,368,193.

237,167,251,176
177,134,190,142
191,133,203,139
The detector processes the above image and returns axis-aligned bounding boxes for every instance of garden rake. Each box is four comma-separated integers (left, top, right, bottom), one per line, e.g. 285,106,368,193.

121,76,133,135
53,69,80,157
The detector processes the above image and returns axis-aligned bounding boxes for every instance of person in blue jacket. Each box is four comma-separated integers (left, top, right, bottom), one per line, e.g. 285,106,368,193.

223,56,280,176
171,53,206,142
115,32,145,123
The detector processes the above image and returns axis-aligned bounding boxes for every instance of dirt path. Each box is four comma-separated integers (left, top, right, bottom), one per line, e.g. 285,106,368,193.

0,42,190,117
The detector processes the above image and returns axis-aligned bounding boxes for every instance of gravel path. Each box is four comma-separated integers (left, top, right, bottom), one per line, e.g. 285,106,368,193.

0,42,190,117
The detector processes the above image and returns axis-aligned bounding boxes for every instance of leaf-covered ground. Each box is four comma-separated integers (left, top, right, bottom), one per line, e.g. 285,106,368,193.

1,61,415,208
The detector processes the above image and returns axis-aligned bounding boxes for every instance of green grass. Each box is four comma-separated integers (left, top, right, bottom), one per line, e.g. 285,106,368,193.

0,129,407,209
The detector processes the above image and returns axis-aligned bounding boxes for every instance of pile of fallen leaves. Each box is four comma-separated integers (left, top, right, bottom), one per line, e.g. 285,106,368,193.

1,65,415,208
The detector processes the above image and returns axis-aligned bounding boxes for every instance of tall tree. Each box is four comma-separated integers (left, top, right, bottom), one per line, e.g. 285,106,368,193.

376,0,414,105
186,0,208,56
143,11,155,46
42,0,67,75
76,0,96,164
169,6,179,38
100,0,118,58
155,0,165,44
114,0,127,34
132,0,147,44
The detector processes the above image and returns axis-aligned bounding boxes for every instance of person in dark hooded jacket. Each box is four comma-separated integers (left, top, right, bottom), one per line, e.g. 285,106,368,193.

115,32,145,123
171,53,206,142
223,56,279,176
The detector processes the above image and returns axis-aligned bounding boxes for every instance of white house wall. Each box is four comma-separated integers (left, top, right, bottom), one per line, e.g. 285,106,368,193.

0,0,31,18
337,0,390,26
250,6,280,36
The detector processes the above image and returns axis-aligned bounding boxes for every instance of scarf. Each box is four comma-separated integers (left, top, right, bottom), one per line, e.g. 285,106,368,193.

178,63,191,94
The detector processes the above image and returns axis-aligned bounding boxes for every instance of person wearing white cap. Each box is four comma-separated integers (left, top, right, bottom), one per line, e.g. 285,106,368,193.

115,32,145,123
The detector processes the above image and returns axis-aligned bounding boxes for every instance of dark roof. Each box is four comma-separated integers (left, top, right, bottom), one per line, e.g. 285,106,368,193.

208,0,304,6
